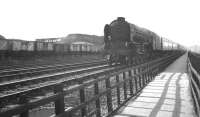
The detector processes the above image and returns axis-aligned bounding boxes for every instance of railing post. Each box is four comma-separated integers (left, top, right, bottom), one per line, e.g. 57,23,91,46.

150,64,154,80
54,83,65,115
19,94,29,117
128,70,133,95
123,72,127,100
79,81,86,117
116,75,121,106
145,72,148,84
146,64,149,83
94,82,101,117
144,65,148,84
133,69,138,93
105,78,113,113
148,63,152,81
138,68,142,89
142,66,145,87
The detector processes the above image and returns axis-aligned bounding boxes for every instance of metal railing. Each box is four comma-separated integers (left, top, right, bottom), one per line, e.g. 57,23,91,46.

187,52,200,117
0,53,181,117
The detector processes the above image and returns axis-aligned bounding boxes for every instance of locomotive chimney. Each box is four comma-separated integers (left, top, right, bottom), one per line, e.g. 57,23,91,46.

117,17,125,22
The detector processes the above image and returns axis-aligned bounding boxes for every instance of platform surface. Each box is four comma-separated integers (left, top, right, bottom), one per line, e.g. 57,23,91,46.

113,54,196,117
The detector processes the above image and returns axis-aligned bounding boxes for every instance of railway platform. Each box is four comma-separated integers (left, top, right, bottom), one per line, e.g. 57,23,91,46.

113,54,196,117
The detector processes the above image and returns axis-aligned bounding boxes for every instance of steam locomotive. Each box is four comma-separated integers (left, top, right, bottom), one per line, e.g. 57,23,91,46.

104,17,184,64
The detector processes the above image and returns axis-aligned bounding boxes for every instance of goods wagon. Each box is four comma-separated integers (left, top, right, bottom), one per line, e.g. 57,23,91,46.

21,41,28,51
43,42,53,51
43,42,48,51
0,37,100,60
47,43,54,51
0,38,8,50
54,44,63,52
54,43,70,52
8,39,22,51
35,42,44,51
27,41,35,51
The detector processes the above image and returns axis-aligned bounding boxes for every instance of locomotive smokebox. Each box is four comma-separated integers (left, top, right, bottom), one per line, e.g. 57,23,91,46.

117,17,125,22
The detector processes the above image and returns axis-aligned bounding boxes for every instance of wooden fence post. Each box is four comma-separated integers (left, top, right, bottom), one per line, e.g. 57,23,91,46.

94,82,101,117
151,64,154,80
128,70,133,95
54,83,65,115
142,67,145,87
134,69,138,93
116,75,121,106
79,81,86,117
123,72,127,100
105,78,113,113
138,68,142,89
19,94,29,117
147,64,150,83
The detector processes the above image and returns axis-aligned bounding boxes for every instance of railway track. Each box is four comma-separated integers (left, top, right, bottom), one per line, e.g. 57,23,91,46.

0,60,73,71
0,56,103,71
0,59,106,82
0,63,109,92
0,63,124,110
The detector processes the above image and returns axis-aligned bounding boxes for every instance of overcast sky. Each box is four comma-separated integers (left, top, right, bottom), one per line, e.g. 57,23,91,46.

0,0,199,47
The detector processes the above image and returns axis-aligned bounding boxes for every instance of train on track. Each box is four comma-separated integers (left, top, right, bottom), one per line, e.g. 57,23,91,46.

104,17,185,64
0,37,99,60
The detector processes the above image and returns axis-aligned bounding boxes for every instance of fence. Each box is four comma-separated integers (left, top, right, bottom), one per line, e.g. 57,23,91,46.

0,54,182,117
187,52,200,117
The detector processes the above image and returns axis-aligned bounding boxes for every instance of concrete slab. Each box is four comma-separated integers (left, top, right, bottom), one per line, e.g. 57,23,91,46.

163,99,176,105
140,92,162,98
118,107,152,117
113,54,196,117
134,97,160,103
156,111,173,117
128,101,156,109
160,104,175,111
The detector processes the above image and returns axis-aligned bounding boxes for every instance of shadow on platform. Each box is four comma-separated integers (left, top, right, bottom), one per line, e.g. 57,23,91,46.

113,72,195,117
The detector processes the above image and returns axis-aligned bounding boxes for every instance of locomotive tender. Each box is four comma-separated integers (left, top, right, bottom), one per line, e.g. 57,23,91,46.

104,17,183,64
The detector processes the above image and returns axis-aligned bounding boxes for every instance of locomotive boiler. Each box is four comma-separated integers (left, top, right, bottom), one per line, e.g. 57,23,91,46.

104,17,167,64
